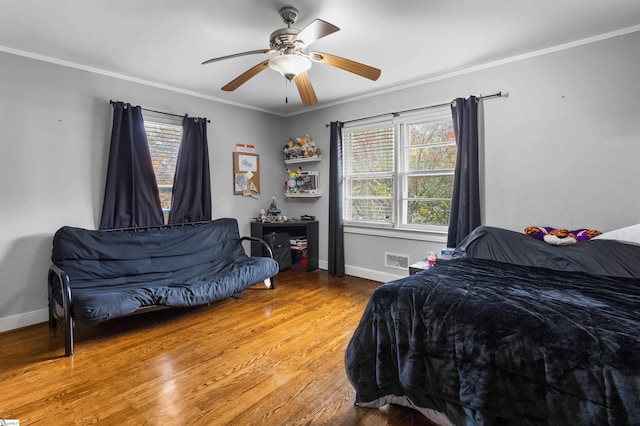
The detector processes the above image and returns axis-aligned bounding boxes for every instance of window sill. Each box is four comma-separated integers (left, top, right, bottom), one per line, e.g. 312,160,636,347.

344,224,448,243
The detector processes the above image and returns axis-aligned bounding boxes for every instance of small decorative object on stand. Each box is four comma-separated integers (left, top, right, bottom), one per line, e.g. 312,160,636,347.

267,196,281,221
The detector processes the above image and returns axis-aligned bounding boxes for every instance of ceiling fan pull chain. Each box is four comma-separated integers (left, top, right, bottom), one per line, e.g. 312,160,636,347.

285,78,289,104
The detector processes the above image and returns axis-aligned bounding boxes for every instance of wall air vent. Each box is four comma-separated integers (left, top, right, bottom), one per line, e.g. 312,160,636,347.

385,252,410,270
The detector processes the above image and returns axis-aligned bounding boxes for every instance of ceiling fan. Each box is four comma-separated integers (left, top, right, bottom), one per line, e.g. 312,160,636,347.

201,6,381,106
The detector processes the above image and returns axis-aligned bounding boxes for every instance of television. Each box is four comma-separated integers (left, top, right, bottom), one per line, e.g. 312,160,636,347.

297,171,319,193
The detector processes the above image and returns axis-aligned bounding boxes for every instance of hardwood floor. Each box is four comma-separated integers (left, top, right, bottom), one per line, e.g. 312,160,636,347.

0,268,438,425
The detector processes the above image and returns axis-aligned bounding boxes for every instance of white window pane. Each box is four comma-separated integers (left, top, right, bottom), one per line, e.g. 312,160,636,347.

349,198,393,223
408,145,456,171
402,114,456,228
406,175,454,199
350,177,393,197
345,127,394,174
406,200,451,226
408,120,455,146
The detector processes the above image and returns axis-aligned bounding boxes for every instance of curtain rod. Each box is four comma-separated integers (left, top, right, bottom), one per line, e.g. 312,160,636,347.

109,100,210,123
103,220,212,233
325,91,508,127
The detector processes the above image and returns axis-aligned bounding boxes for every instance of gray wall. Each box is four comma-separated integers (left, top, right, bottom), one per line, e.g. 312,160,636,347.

0,53,287,330
1,31,639,331
287,31,640,281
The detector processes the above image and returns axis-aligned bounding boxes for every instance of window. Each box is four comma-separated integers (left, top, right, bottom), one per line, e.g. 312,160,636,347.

343,126,395,224
142,113,183,222
343,108,456,231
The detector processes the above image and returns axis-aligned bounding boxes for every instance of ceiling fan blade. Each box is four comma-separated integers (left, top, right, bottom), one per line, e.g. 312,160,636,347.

294,19,339,46
221,60,270,91
202,49,274,65
294,71,318,106
309,51,381,81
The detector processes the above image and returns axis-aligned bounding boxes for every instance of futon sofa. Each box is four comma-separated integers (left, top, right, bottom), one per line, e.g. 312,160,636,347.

48,218,279,356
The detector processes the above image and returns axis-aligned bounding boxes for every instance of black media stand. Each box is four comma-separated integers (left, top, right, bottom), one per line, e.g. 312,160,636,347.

250,220,319,271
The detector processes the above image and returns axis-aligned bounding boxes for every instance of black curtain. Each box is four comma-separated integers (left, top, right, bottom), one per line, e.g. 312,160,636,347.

99,102,164,229
328,121,345,277
447,96,481,248
168,116,212,224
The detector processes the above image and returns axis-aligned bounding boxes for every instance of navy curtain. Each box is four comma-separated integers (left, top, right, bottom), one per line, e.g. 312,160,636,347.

447,96,481,248
168,116,212,224
99,102,164,229
328,121,345,277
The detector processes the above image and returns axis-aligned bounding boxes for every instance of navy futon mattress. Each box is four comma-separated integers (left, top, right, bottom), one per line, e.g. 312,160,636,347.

51,218,278,322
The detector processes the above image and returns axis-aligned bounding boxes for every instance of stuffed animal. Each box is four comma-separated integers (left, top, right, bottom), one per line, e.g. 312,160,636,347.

283,135,320,160
524,226,602,245
572,228,604,241
285,168,301,194
298,134,320,158
283,138,295,160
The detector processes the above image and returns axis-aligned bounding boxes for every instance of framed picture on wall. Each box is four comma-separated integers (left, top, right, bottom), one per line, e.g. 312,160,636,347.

233,152,260,196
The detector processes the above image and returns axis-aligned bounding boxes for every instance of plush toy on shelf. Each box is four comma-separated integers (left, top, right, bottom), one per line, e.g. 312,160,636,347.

298,134,320,158
285,168,301,194
282,134,321,160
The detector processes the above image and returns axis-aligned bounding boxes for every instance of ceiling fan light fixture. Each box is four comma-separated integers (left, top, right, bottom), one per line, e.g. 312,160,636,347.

268,54,312,80
204,6,380,107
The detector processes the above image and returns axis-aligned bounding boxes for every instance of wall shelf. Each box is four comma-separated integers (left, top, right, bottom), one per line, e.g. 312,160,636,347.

285,156,322,165
285,192,322,198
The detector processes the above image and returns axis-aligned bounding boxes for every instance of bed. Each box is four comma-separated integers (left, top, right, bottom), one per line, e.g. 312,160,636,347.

345,225,640,425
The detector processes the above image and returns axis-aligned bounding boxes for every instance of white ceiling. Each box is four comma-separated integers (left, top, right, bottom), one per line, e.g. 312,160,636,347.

1,0,639,116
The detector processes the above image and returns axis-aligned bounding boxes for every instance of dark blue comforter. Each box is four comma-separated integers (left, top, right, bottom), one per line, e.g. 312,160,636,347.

346,258,640,425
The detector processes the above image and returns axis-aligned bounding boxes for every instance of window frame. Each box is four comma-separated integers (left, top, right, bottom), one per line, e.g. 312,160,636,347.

343,107,456,235
397,108,457,232
343,117,396,229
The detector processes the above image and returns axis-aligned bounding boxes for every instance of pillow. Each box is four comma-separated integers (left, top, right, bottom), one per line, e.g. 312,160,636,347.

592,223,640,244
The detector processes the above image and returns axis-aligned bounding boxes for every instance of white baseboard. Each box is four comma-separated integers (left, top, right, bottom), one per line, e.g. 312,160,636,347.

0,308,49,333
345,265,405,283
318,259,406,283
